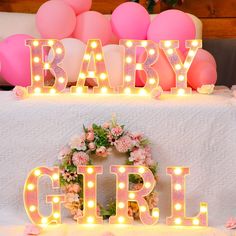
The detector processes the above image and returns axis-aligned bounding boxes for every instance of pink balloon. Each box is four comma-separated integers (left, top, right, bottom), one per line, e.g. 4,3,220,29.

188,61,217,90
111,2,150,40
36,0,76,39
147,10,196,53
73,11,112,45
62,0,92,14
185,49,217,68
0,34,33,86
137,49,184,91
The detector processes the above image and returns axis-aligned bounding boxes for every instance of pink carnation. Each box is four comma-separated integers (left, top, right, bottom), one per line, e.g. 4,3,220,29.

72,152,89,166
24,224,41,236
88,142,96,151
70,135,86,151
58,146,71,160
111,126,123,137
96,146,108,157
129,148,147,165
86,131,95,142
13,86,28,100
225,218,236,229
115,135,133,153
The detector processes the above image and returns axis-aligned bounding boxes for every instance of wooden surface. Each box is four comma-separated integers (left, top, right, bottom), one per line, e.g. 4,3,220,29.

0,0,236,38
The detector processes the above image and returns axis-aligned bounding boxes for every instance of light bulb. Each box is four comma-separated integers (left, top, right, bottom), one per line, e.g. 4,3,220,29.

53,197,59,203
118,182,125,189
58,77,65,84
125,76,131,82
144,182,151,188
164,41,172,48
118,216,125,223
41,217,48,224
175,64,181,70
33,41,39,47
87,167,94,174
48,40,54,46
33,57,40,63
178,75,185,82
126,41,133,47
100,73,107,80
124,88,131,94
88,201,95,208
29,205,36,212
138,167,145,174
174,184,182,191
76,87,83,94
52,173,59,180
140,206,147,212
175,218,182,225
118,202,125,209
27,184,35,191
56,48,63,54
34,169,41,176
91,41,98,49
53,212,60,219
96,54,102,61
174,203,182,211
101,87,108,94
174,168,182,175
129,193,135,199
87,216,94,224
193,218,199,225
149,49,155,55
34,75,41,81
87,181,94,188
119,167,126,173
152,210,159,218
84,54,90,60
34,87,41,94
149,78,156,85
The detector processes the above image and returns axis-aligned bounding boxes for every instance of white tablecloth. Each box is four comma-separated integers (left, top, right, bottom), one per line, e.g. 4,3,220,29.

0,88,236,234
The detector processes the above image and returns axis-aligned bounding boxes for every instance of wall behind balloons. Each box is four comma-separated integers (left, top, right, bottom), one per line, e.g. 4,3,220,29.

0,0,236,39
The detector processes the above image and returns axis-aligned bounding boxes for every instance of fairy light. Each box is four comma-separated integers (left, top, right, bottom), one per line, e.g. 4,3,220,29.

139,89,147,96
118,216,125,224
192,40,199,47
144,182,151,189
58,77,65,84
119,166,126,173
164,41,172,48
87,181,94,188
174,168,182,175
177,89,185,96
88,201,95,208
174,203,182,211
50,88,56,95
140,206,147,212
76,87,83,94
87,217,94,224
175,64,181,70
118,182,125,189
141,41,148,47
44,63,50,70
41,218,48,225
126,57,132,64
29,205,36,212
152,209,159,218
100,73,107,80
149,49,155,55
91,41,98,49
174,184,182,191
193,218,200,225
175,218,182,225
87,167,94,174
53,197,60,203
34,87,41,94
136,63,143,70
125,75,131,82
27,184,35,191
48,40,54,46
167,49,174,55
126,41,133,47
84,54,90,60
33,40,39,47
79,73,86,79
88,71,95,78
52,173,59,180
101,87,108,94
34,75,41,82
33,57,40,63
96,54,102,61
129,193,135,199
118,202,125,209
200,205,208,213
189,50,195,57
124,87,131,94
53,212,60,219
34,169,41,177
56,48,63,54
149,78,156,85
178,75,185,82
138,167,145,174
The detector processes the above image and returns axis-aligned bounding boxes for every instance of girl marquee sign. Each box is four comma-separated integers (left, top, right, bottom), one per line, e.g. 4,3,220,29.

26,38,202,97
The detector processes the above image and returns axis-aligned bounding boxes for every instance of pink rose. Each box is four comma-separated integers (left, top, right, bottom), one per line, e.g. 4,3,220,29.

96,146,108,157
115,135,133,153
102,122,110,129
58,146,71,160
70,135,86,151
129,149,147,165
111,126,123,137
225,218,236,229
72,152,89,166
13,86,28,100
86,131,95,142
88,142,96,151
24,224,41,236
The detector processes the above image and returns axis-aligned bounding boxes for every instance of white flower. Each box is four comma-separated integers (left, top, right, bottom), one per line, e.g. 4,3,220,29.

69,135,86,151
197,84,215,94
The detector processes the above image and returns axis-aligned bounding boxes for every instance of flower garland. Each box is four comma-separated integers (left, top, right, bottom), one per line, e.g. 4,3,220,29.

58,117,158,220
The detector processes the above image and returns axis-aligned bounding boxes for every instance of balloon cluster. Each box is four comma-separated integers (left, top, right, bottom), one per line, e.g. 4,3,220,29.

0,0,217,90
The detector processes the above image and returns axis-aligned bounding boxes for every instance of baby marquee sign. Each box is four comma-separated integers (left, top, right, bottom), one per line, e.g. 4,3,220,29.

26,38,202,97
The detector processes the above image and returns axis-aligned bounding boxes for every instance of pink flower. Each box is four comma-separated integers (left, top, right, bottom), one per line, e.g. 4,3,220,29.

128,207,134,217
72,152,89,166
70,135,86,151
96,146,108,157
13,86,28,100
73,208,83,220
66,193,80,203
102,122,110,129
129,148,147,165
86,131,95,142
131,183,143,191
225,218,236,229
115,135,133,153
24,224,41,236
111,126,123,137
146,192,159,210
58,146,71,160
88,142,96,151
65,183,81,193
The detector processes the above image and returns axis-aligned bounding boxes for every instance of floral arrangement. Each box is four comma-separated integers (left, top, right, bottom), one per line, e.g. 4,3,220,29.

58,116,158,220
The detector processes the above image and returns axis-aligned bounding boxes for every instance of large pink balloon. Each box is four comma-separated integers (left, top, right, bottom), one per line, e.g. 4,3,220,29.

137,49,184,91
188,61,217,90
147,10,196,53
111,2,150,40
185,49,217,68
62,0,92,14
0,34,33,86
36,0,76,39
73,11,112,45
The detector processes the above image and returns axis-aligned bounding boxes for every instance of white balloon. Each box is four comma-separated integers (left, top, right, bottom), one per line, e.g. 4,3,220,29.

103,44,124,88
48,38,86,83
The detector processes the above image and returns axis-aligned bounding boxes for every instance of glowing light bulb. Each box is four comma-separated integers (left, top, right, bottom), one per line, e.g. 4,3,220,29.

178,75,185,82
87,181,94,188
118,202,125,209
200,205,208,213
88,71,95,78
34,87,41,94
164,41,172,48
175,64,181,70
96,54,102,61
79,73,86,79
167,49,174,55
34,75,41,81
27,184,35,191
184,62,191,69
136,63,143,70
50,88,56,95
48,40,54,46
76,87,83,94
84,54,90,60
44,63,50,70
149,78,156,85
87,167,94,174
139,89,147,96
141,41,148,47
119,166,126,173
152,210,159,218
140,206,147,212
58,77,65,84
125,75,131,82
101,87,108,94
118,216,125,224
29,205,36,212
192,40,199,47
41,217,48,225
118,182,125,189
124,88,131,94
174,203,182,211
174,168,182,175
189,50,195,57
34,169,41,176
91,41,98,49
100,73,107,80
149,49,155,55
52,173,59,180
33,57,40,63
174,184,182,191
177,89,185,96
126,41,133,47
53,212,60,219
88,201,95,208
193,218,200,225
144,182,151,188
53,197,60,203
175,218,182,225
33,41,39,47
87,216,94,224
56,48,63,54
138,167,145,174
129,193,135,199
126,57,132,64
